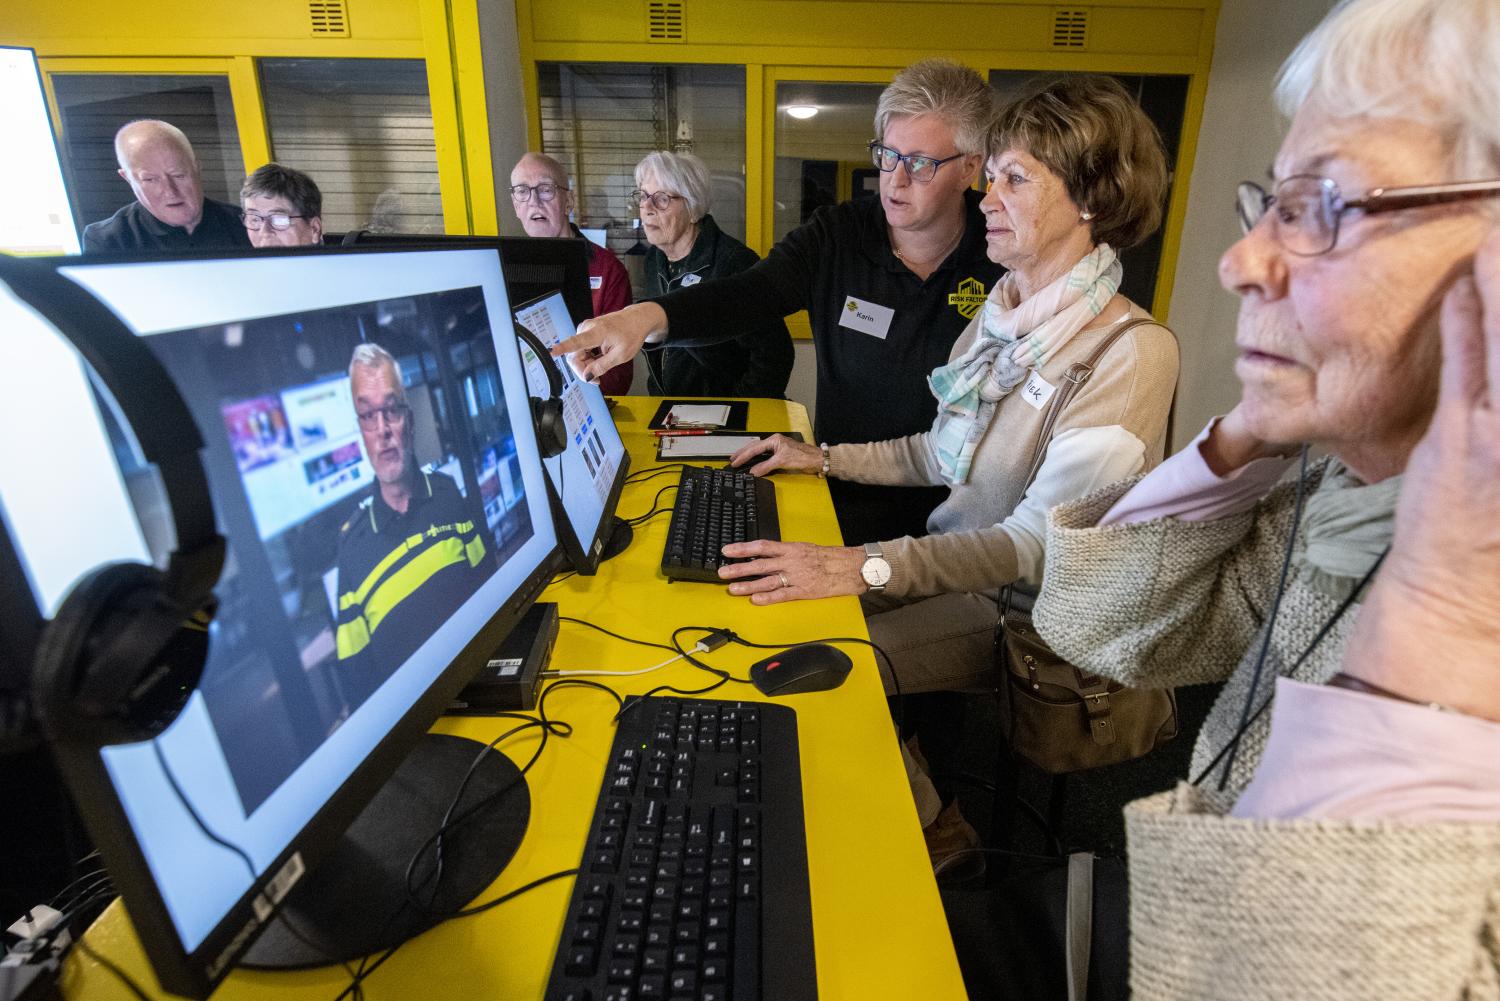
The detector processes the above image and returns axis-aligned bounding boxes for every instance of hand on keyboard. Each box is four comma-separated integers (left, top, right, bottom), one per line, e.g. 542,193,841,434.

726,435,823,477
718,539,868,605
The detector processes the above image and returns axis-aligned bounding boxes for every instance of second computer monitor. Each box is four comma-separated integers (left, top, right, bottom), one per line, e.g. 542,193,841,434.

513,290,632,573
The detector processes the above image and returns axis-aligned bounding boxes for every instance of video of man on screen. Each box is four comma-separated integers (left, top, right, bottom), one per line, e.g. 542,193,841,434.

136,286,533,813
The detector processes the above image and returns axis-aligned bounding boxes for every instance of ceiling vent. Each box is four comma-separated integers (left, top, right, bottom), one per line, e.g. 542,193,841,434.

647,1,686,42
308,0,350,37
1051,8,1089,48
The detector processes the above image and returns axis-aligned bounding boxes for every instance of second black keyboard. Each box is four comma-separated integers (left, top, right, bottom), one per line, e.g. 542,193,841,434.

661,467,780,583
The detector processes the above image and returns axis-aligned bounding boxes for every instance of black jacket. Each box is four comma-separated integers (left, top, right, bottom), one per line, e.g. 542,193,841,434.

642,214,794,399
655,191,1002,543
82,197,252,254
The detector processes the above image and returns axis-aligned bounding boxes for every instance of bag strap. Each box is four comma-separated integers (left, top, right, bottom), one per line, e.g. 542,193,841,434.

1065,851,1095,1001
1000,316,1166,622
1022,315,1164,488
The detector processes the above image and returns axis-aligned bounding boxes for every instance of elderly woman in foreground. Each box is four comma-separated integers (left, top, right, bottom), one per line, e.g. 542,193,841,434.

1029,0,1500,995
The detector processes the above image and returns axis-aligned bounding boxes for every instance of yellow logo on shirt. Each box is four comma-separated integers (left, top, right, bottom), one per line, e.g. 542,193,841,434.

948,277,987,320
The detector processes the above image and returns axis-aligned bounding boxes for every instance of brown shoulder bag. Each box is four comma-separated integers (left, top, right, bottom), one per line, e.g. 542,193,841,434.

999,317,1179,774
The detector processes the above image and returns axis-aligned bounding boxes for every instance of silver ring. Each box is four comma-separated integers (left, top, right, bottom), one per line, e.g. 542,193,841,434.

778,572,790,589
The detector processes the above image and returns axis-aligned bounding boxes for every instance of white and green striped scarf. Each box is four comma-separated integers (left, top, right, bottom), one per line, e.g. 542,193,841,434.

927,244,1122,484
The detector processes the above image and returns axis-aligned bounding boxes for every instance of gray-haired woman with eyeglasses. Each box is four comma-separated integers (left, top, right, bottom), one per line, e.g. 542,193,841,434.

1027,0,1500,995
630,151,793,399
557,59,1003,545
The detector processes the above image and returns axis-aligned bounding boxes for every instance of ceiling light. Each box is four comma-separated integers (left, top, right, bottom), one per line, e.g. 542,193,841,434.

785,105,819,120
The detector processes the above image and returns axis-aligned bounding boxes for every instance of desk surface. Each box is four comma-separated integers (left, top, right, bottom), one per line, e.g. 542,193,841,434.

66,398,966,1001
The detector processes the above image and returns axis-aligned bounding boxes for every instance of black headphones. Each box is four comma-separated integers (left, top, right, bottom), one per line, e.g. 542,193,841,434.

0,259,225,749
513,324,568,459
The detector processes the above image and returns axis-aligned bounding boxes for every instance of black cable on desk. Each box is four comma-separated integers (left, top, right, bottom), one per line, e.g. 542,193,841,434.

621,483,678,525
625,462,689,484
559,616,678,655
73,936,155,1000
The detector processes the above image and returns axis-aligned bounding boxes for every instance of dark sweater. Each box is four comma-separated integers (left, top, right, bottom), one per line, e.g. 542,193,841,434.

82,197,252,254
655,191,1002,543
643,214,793,398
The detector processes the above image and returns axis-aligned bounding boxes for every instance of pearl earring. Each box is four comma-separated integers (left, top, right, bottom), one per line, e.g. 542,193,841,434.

1080,211,1094,221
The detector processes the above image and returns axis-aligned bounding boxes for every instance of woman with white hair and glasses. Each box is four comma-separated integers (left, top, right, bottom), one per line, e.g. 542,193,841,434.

558,59,1003,545
1022,0,1500,995
630,151,793,398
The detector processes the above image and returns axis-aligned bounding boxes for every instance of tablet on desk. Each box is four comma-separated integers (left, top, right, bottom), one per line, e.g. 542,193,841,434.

656,431,803,461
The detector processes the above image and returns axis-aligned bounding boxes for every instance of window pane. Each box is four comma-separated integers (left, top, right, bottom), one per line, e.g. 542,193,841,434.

51,74,242,234
260,58,443,235
772,81,885,243
537,62,746,273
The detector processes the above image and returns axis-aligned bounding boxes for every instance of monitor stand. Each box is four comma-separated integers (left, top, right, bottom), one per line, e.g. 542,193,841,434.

240,732,529,969
599,516,633,563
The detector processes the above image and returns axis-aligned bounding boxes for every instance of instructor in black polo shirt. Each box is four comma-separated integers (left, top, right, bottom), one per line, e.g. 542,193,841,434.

555,59,1002,544
81,119,251,254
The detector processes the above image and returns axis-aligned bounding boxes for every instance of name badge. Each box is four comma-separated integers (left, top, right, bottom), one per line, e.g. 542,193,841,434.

589,276,603,290
1020,370,1056,411
838,296,895,340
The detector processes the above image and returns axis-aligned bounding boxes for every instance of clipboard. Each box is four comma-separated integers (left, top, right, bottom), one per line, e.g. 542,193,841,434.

654,430,803,461
647,399,750,431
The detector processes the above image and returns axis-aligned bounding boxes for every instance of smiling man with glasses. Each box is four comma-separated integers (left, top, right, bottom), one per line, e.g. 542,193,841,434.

509,151,635,394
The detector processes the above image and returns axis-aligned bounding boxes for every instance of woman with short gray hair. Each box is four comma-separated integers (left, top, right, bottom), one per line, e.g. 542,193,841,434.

558,58,1003,545
631,151,793,397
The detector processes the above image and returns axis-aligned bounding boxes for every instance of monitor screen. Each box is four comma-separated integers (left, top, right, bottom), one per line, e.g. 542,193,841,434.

513,291,631,572
36,246,558,994
0,47,80,256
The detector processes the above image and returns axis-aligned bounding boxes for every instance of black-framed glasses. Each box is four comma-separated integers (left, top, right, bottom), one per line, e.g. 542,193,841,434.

867,141,966,183
628,189,684,212
510,182,564,203
240,209,308,232
354,402,412,430
1236,175,1500,256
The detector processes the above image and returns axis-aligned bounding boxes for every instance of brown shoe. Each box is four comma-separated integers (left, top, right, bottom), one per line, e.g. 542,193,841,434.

925,800,985,882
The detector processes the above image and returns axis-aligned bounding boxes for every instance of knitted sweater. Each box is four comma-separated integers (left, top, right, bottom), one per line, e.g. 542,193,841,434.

1036,463,1500,999
826,305,1178,599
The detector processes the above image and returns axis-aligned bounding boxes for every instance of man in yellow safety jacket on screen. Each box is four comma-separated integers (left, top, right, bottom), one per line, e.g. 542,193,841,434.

333,342,492,703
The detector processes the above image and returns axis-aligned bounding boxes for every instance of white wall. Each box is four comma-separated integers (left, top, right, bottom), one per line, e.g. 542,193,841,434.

1164,0,1337,449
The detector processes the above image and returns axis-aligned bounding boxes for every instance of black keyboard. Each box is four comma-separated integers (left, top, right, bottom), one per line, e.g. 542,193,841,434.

544,696,817,1001
661,467,780,583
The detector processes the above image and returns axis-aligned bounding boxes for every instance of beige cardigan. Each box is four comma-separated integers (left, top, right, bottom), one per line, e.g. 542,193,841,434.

1035,468,1500,999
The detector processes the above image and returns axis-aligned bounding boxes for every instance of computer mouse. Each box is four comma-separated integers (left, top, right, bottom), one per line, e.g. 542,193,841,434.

749,644,853,696
722,451,775,473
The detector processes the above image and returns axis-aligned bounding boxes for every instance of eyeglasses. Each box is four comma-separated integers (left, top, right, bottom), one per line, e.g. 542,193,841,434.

1236,175,1500,256
241,210,309,232
510,182,565,203
354,402,411,430
867,141,966,183
628,189,685,212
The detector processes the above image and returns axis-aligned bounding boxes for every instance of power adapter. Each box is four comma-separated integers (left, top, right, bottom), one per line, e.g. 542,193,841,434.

446,602,558,713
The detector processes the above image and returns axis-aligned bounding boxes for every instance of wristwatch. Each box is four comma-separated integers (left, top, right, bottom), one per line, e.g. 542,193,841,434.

860,542,892,593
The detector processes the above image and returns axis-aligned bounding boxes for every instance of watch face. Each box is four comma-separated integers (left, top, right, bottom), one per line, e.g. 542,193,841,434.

862,557,892,587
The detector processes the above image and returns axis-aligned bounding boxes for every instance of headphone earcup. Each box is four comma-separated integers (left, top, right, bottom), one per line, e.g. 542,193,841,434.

532,397,568,458
32,562,210,746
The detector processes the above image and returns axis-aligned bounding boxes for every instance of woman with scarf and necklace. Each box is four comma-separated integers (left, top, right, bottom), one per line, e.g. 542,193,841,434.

719,75,1179,865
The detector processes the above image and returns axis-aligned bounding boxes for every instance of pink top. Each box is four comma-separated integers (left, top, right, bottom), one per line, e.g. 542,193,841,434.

1092,418,1500,821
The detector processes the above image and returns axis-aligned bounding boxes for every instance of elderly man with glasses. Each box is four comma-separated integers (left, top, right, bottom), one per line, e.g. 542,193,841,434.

509,152,634,395
332,342,493,703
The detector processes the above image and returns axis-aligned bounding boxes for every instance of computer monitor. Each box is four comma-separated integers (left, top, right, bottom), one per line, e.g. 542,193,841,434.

0,46,81,255
333,232,594,330
513,291,633,573
5,245,560,997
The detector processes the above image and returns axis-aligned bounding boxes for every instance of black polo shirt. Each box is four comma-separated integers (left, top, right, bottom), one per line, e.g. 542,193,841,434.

332,470,491,709
81,197,252,254
656,189,1002,543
